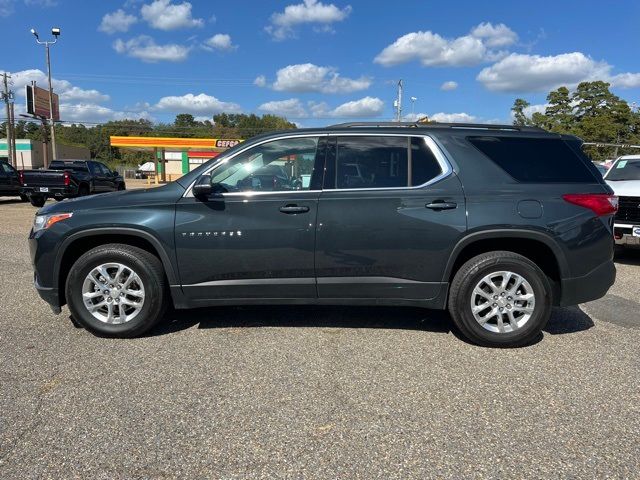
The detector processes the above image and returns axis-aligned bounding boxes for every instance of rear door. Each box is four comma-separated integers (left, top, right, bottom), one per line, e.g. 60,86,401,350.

315,134,466,302
175,135,325,301
96,162,117,191
88,161,108,192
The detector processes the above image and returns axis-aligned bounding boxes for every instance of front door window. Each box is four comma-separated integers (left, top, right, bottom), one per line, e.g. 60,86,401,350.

210,137,320,193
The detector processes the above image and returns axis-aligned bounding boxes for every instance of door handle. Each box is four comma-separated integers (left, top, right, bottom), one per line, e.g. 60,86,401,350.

279,205,310,214
425,201,457,210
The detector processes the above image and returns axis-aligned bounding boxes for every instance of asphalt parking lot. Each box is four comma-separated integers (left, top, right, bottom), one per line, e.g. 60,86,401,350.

1,195,639,479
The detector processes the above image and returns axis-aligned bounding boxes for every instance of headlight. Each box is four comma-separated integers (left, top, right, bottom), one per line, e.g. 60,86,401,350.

33,213,73,232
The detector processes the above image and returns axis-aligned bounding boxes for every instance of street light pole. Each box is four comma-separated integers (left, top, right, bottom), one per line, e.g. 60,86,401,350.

31,27,60,164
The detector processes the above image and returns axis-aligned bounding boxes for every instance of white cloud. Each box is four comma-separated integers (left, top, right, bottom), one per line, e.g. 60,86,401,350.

141,0,203,30
477,52,611,92
114,35,191,62
610,72,640,89
6,69,110,104
430,112,477,123
24,0,57,5
254,75,267,87
59,103,154,124
258,98,307,118
326,96,384,118
99,9,138,34
60,87,110,103
440,81,458,91
154,93,241,114
470,22,518,48
0,0,14,16
203,33,236,51
523,103,549,116
270,63,370,93
267,0,352,40
1,0,56,16
374,22,515,67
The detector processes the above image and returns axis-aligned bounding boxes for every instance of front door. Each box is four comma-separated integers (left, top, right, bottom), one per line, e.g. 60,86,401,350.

175,135,325,301
315,135,466,301
0,162,20,195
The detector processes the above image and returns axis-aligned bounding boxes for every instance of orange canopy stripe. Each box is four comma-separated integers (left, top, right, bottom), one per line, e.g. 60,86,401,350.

110,136,242,149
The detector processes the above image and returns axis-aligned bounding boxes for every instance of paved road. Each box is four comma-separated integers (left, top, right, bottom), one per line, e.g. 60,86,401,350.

1,198,639,479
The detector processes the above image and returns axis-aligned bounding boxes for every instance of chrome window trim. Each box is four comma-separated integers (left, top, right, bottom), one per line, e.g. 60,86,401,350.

183,132,453,198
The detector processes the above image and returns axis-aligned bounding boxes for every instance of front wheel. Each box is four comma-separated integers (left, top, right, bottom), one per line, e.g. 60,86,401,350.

448,251,552,348
65,244,167,337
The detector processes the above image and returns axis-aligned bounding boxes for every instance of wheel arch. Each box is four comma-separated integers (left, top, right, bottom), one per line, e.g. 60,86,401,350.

55,228,178,306
444,230,569,305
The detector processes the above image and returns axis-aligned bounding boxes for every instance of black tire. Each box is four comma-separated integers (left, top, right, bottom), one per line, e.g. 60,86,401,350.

65,244,168,337
54,197,65,202
448,251,552,348
29,195,46,207
117,183,126,191
78,184,90,197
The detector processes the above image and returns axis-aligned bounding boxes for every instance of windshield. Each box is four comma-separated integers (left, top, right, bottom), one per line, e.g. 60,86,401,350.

605,158,640,181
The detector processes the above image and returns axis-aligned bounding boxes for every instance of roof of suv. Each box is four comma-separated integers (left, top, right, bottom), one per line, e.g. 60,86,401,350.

250,122,572,141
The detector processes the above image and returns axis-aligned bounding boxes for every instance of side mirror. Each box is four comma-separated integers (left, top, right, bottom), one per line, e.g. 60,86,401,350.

193,174,213,197
112,170,119,176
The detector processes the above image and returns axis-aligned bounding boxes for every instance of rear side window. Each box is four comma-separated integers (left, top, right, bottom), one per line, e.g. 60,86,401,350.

467,136,596,183
411,137,442,186
50,161,89,173
336,136,408,189
330,136,444,189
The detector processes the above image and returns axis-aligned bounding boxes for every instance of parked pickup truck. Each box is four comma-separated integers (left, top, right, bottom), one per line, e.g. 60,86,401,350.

604,155,640,248
21,160,126,207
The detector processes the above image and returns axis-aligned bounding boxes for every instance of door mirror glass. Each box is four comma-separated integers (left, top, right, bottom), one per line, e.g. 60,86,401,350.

193,174,213,197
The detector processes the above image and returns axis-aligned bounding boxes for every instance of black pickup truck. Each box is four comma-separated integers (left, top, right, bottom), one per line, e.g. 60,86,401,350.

21,160,126,207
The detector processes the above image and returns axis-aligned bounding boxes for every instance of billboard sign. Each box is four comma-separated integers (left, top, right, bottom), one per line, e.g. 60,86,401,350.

25,85,60,121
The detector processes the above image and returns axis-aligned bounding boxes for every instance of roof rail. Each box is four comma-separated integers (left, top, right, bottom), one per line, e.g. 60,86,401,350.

327,121,546,132
328,121,422,128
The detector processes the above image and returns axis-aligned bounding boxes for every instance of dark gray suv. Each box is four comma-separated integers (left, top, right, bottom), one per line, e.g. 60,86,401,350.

29,122,617,347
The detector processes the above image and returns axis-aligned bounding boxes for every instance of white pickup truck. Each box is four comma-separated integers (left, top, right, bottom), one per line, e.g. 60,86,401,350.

604,155,640,248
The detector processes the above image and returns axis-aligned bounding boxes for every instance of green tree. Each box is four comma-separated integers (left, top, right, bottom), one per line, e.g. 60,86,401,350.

511,98,531,126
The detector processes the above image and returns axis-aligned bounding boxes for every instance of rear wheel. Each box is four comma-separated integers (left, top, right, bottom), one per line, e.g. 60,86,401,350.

29,195,46,207
65,244,167,337
78,184,90,197
19,193,28,202
448,251,552,348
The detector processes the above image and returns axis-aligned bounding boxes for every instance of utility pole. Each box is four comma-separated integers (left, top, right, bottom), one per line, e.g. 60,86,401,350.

2,72,15,166
394,79,403,122
9,99,17,164
31,27,60,162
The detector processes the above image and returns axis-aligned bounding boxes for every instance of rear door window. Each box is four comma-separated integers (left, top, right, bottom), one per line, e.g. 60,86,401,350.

329,136,444,189
467,136,597,183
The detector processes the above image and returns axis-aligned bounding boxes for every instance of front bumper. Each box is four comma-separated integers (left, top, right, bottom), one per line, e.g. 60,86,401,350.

614,223,640,246
560,260,616,307
34,274,61,313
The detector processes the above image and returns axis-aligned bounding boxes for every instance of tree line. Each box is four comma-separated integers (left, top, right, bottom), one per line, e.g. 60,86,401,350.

1,113,296,167
511,81,640,161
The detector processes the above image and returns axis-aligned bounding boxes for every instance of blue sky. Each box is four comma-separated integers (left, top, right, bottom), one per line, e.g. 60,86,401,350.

2,0,640,127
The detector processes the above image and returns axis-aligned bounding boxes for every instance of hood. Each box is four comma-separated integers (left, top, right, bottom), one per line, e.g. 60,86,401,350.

38,182,185,215
605,180,640,197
